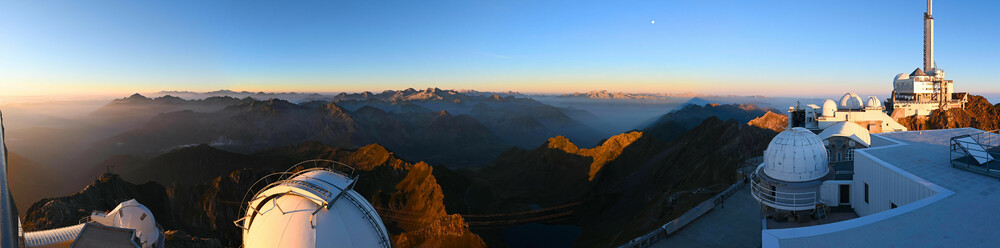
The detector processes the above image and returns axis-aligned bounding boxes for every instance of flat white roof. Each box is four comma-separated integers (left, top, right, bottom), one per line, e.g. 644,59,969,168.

770,128,1000,247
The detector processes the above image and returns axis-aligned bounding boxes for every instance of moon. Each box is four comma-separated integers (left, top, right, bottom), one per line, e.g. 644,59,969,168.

651,20,655,24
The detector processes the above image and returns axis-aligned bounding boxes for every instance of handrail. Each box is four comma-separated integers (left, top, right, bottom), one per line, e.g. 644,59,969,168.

749,170,818,210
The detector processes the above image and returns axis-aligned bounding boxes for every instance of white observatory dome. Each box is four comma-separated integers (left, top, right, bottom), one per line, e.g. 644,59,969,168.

838,93,864,110
89,199,163,248
241,166,390,248
821,99,837,117
763,127,829,182
866,96,882,109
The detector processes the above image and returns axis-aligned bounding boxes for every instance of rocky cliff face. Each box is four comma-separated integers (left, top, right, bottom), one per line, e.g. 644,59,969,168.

468,132,642,214
896,95,1000,131
545,132,643,180
748,111,788,132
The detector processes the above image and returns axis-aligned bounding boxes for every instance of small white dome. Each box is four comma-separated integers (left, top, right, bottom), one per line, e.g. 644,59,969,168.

821,99,837,117
763,127,829,182
866,96,882,109
838,93,863,110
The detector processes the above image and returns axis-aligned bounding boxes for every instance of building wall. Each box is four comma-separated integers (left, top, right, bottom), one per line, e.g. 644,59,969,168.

851,151,937,216
820,180,852,206
824,136,865,163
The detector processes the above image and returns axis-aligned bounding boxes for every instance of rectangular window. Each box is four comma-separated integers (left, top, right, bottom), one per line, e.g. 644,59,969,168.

864,183,869,204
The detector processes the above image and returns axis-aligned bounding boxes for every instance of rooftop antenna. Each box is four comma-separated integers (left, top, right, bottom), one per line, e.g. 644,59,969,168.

923,0,934,71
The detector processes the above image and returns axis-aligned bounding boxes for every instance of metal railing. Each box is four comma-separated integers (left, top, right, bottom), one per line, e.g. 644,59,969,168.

950,130,1000,178
749,170,818,211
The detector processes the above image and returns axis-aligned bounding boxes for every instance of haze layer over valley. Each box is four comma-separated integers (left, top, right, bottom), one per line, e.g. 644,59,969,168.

2,88,797,247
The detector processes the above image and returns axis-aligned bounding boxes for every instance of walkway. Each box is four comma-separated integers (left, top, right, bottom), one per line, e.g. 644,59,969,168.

652,186,762,248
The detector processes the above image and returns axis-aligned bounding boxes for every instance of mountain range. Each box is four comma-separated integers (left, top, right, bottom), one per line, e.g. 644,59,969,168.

17,100,780,247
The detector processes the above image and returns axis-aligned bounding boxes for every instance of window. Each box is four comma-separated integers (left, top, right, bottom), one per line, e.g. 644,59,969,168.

837,152,842,162
829,149,835,162
891,202,898,209
864,183,869,204
846,149,854,161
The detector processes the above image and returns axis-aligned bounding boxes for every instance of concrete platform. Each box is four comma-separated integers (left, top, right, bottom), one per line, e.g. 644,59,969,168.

651,186,762,248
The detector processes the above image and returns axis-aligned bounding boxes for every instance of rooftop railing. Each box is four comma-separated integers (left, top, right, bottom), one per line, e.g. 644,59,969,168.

749,169,818,211
950,130,1000,178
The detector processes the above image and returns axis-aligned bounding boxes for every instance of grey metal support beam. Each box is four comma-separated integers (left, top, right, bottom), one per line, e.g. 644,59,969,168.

0,111,21,248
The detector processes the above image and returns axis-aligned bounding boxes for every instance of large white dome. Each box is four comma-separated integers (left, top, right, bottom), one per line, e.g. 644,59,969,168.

763,127,829,182
838,93,863,110
242,167,390,248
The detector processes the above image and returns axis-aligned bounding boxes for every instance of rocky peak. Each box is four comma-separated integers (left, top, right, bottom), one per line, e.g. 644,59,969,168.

545,131,644,180
748,111,788,132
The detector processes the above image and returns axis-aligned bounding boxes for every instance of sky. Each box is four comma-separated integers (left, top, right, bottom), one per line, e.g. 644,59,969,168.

1,0,999,97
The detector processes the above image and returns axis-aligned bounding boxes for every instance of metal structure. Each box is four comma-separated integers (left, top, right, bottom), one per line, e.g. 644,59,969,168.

923,0,934,73
0,111,19,248
950,130,1000,178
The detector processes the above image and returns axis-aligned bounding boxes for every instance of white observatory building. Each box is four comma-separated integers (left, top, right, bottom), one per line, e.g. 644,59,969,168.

238,160,391,248
887,0,968,117
751,128,829,216
787,92,907,134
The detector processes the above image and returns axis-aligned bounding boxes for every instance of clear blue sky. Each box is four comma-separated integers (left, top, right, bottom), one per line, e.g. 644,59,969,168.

1,0,998,96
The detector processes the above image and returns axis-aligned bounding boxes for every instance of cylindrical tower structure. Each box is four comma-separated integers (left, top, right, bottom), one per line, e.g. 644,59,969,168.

924,0,934,71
